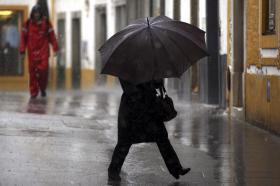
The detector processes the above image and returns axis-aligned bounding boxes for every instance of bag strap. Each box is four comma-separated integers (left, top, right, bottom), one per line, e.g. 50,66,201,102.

152,80,167,99
162,84,167,93
161,84,168,98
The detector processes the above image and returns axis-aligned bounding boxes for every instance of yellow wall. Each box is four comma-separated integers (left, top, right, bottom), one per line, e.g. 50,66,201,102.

246,74,280,135
245,0,280,134
226,0,232,111
63,68,95,90
81,69,95,90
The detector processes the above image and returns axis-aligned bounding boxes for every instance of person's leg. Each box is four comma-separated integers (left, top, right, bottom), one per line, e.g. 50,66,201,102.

156,138,184,179
29,62,39,98
38,68,48,96
108,142,132,176
38,59,49,97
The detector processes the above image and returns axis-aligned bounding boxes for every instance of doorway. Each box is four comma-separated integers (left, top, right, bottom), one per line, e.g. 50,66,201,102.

95,6,107,85
57,15,66,89
231,0,244,107
71,13,81,89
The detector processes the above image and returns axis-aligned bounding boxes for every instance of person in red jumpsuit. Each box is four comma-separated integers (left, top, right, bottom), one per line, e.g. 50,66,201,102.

20,5,58,98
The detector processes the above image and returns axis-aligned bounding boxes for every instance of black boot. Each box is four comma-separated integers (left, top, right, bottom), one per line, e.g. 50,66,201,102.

179,168,191,176
171,173,180,180
171,168,191,180
41,90,46,97
108,170,121,181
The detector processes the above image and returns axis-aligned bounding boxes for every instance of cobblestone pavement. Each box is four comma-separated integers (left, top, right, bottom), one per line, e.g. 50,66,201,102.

0,88,279,186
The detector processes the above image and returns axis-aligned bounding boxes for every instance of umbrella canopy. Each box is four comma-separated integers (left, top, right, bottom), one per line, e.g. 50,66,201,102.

99,16,208,85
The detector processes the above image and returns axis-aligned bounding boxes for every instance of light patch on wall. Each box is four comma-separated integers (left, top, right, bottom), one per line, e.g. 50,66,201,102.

199,0,206,31
260,48,279,58
0,10,13,16
180,0,190,23
247,65,280,76
219,0,228,55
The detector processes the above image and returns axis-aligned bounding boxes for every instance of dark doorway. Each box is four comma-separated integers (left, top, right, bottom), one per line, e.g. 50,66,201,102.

71,15,81,89
115,4,127,32
57,17,66,89
95,6,107,85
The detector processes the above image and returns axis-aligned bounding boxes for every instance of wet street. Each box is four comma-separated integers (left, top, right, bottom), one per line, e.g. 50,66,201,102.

0,87,280,186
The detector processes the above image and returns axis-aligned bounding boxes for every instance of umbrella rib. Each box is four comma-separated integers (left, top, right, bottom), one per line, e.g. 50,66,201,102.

153,24,208,53
102,27,147,66
148,28,157,80
163,29,194,64
150,30,181,77
155,26,207,62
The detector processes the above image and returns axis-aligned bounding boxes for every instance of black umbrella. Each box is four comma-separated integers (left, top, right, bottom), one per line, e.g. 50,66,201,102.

99,16,208,84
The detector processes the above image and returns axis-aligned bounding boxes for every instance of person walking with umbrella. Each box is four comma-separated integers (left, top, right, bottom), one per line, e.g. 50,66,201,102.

100,16,208,181
20,4,58,99
107,78,191,181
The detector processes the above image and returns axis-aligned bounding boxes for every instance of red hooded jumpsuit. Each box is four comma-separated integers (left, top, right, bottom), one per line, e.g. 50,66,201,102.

20,18,58,97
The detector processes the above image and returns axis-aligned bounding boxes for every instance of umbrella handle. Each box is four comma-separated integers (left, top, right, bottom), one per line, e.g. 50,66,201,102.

147,17,150,27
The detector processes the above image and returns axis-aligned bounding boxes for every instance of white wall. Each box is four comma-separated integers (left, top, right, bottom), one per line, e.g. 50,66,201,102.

0,0,53,18
199,0,206,31
181,0,190,23
219,0,228,55
165,0,191,23
106,0,116,38
56,0,89,69
165,0,173,18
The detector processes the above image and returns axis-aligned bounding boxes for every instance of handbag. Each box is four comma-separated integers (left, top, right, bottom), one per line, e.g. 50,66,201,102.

154,84,177,122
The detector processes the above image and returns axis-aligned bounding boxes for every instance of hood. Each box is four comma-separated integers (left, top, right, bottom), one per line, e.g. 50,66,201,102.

30,4,43,20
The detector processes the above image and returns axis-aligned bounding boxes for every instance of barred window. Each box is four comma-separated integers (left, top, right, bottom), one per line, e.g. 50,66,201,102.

262,0,276,35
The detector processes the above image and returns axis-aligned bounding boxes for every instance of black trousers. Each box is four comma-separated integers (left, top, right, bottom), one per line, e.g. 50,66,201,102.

108,138,183,177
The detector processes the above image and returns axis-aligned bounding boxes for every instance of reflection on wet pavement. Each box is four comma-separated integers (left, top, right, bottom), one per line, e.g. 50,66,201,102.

0,87,279,186
0,88,120,119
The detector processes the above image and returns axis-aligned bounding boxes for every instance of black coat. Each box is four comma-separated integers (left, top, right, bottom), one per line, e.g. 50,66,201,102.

117,79,168,144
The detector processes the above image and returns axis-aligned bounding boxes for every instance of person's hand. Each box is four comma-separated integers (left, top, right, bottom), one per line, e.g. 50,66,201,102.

20,53,25,62
53,52,58,57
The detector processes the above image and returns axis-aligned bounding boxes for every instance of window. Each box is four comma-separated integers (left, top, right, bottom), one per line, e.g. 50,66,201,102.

262,0,276,35
0,10,23,76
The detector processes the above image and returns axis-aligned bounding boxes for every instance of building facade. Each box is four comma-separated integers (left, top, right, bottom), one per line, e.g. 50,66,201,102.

55,0,127,89
228,0,280,135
